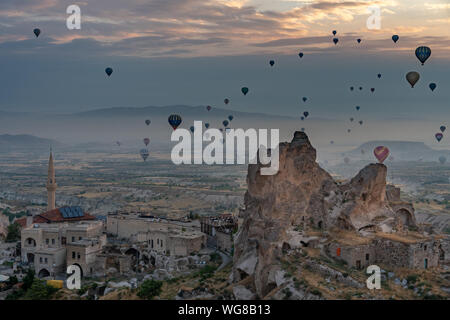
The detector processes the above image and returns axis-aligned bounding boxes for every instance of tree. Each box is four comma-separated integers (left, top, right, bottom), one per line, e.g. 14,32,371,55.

137,279,163,300
5,222,21,242
22,269,35,291
23,279,58,300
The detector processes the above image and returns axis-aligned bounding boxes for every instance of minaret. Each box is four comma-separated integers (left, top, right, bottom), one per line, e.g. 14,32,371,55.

46,150,57,211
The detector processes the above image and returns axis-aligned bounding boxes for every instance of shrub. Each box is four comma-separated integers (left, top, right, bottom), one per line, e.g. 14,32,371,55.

23,279,59,300
137,279,163,300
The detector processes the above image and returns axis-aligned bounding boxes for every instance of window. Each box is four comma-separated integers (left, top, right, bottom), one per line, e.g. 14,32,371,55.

44,258,48,263
79,237,82,241
46,239,49,244
40,257,43,263
424,245,427,251
151,240,153,248
161,240,163,247
52,239,55,245
157,239,159,245
72,237,75,242
77,253,81,259
72,252,75,259
366,253,369,261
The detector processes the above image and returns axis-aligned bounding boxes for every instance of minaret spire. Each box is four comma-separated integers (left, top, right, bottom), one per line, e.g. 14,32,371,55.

46,149,57,211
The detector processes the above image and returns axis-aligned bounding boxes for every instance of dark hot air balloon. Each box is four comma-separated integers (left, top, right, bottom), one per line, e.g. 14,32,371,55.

105,67,113,77
370,88,375,92
140,149,149,161
330,141,334,144
241,87,249,95
303,111,309,118
350,86,354,91
269,60,275,66
374,146,389,163
415,46,431,65
440,125,446,133
359,120,363,125
377,74,382,79
224,98,229,105
429,83,437,92
392,35,399,43
333,38,339,45
190,126,194,133
228,115,233,121
350,117,354,122
406,71,420,88
206,105,212,111
145,119,151,126
143,138,150,146
33,28,41,38
359,86,363,90
332,30,337,35
116,141,121,146
298,52,304,58
347,129,351,133
205,123,210,129
168,114,182,130
356,106,360,111
357,39,361,43
435,133,443,142
223,120,229,127
302,97,307,102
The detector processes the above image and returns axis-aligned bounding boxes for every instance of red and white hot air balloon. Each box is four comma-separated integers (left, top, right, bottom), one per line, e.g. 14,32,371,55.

373,146,389,164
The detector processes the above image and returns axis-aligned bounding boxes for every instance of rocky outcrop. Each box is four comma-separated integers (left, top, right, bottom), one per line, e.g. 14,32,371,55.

232,131,417,298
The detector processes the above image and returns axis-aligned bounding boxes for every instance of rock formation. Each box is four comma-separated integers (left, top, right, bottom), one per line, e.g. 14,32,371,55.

232,131,417,298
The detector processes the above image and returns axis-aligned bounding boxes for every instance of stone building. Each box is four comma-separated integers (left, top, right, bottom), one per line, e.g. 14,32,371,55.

200,214,237,253
106,214,205,256
325,233,445,270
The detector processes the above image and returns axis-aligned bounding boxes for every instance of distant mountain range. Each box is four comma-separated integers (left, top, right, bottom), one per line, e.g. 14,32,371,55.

0,134,62,152
345,140,450,162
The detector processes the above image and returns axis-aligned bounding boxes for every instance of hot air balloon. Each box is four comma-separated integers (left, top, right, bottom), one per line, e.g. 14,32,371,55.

392,35,399,43
205,123,210,129
435,133,443,142
415,46,431,65
300,116,305,121
359,86,363,91
330,141,334,144
33,28,41,38
377,74,382,79
439,156,446,164
140,149,149,161
406,71,420,88
241,87,249,95
332,30,337,36
333,38,339,45
347,129,351,133
298,52,304,58
190,126,194,133
373,146,389,163
145,119,151,126
269,60,275,66
356,106,360,111
116,141,121,146
350,86,354,91
223,120,229,127
359,120,363,125
143,138,150,146
357,39,361,43
168,114,182,130
105,67,113,77
224,98,230,105
344,157,350,164
206,105,212,111
429,83,437,92
303,111,309,118
302,97,307,102
228,115,233,121
440,126,446,133
370,88,375,92
350,117,354,122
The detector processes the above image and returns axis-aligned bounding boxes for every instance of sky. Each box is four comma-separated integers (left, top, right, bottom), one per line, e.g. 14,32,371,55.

0,0,449,139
